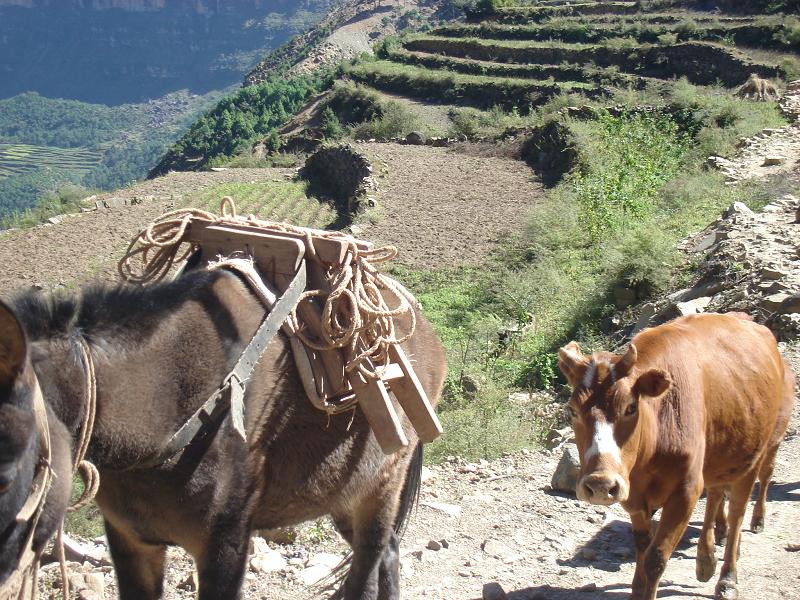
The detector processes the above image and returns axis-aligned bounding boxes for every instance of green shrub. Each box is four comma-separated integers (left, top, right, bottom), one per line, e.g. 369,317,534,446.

320,106,344,139
326,83,384,125
449,107,483,138
569,113,688,240
657,32,679,45
352,100,420,139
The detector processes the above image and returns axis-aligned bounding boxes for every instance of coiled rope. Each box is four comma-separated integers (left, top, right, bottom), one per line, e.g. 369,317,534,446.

119,197,416,382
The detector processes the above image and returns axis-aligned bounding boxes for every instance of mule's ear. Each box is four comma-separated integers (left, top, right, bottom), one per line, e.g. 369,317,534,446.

0,300,26,386
633,368,671,399
558,341,589,388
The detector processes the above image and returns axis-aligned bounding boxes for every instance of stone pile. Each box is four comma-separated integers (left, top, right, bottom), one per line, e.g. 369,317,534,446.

634,196,800,341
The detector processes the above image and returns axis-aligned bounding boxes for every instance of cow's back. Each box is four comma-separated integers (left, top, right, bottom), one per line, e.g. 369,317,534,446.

632,313,785,487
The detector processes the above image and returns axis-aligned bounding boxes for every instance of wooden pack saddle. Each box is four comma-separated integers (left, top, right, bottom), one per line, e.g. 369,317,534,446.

178,216,442,454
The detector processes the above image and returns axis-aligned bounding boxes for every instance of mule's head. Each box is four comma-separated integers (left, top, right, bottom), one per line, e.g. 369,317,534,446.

558,341,671,506
0,300,40,581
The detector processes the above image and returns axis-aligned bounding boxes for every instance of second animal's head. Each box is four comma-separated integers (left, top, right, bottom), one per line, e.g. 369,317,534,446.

558,342,672,506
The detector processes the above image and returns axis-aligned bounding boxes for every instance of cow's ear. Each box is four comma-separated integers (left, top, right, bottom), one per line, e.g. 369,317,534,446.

0,301,26,387
633,368,671,399
558,341,589,388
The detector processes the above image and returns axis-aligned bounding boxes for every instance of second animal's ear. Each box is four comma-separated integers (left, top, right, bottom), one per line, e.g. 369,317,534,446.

633,368,672,399
558,341,589,388
0,300,27,387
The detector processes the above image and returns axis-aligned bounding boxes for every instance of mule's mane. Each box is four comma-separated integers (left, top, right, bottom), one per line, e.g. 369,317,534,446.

11,269,225,345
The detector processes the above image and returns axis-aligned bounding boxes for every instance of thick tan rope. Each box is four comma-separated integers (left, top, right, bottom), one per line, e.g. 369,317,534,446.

54,339,101,600
119,198,417,382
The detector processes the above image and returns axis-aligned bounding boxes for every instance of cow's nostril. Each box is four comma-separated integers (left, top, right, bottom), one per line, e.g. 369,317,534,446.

609,482,620,498
583,482,595,498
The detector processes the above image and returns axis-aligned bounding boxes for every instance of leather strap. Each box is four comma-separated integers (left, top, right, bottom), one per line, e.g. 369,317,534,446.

133,262,307,469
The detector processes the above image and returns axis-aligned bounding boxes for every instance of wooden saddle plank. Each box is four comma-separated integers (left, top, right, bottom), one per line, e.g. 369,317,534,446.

187,225,305,276
387,344,443,443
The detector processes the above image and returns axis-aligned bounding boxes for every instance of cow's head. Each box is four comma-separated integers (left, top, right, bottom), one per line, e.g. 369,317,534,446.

558,341,671,505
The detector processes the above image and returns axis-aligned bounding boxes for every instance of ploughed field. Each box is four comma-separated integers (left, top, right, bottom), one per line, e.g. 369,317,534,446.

343,1,799,110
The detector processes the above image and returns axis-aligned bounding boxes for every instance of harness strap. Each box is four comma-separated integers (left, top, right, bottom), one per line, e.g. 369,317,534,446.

133,261,307,469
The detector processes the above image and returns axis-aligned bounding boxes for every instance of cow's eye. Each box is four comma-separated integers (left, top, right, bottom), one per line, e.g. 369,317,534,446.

624,402,638,417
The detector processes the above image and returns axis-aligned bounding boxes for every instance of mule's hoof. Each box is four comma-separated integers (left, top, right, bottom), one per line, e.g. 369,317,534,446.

716,578,738,600
750,516,764,533
696,555,717,582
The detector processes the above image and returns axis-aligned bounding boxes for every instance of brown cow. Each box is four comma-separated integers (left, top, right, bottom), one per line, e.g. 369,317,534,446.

558,313,795,600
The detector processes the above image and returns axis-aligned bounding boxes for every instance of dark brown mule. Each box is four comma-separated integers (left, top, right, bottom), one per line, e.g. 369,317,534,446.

0,310,72,587
0,266,446,599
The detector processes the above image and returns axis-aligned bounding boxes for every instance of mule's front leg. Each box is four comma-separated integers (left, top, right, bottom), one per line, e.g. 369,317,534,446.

196,513,251,600
104,519,167,600
635,482,702,600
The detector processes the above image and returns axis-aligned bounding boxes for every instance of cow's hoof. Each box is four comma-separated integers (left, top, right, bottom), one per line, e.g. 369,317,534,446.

696,555,717,582
716,578,738,600
750,516,764,533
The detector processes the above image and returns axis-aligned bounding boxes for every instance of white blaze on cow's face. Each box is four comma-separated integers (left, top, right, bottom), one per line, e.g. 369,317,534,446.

559,341,672,507
585,420,622,465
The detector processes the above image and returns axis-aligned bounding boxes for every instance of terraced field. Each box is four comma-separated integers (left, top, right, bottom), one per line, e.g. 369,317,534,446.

184,180,337,229
0,144,101,180
343,1,800,110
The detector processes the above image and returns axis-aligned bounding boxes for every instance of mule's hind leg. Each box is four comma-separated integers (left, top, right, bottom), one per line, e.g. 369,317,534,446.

104,519,167,600
751,445,778,533
195,512,251,600
334,515,401,600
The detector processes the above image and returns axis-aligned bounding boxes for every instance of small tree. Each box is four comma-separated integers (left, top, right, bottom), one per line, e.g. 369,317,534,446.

266,131,282,153
320,106,344,139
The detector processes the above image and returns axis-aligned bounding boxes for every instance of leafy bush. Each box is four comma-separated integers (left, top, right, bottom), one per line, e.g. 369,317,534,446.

449,107,484,138
351,101,420,139
320,107,344,139
569,113,687,240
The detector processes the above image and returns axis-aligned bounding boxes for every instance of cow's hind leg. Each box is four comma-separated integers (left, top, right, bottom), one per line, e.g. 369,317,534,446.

715,490,729,547
104,519,167,600
751,445,778,533
332,516,402,600
716,471,758,600
697,487,726,582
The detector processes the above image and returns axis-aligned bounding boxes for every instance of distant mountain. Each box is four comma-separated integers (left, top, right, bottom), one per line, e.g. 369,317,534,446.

0,0,333,105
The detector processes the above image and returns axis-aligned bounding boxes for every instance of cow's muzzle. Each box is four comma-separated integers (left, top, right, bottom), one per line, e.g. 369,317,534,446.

577,472,629,505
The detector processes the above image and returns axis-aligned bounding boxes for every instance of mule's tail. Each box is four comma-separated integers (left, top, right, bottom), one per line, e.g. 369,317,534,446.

324,443,424,599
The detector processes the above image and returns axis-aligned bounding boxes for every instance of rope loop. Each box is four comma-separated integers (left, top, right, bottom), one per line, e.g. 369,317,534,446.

119,198,418,381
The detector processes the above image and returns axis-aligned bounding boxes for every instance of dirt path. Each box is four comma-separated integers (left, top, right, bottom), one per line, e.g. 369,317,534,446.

0,168,290,295
710,80,800,183
355,142,544,269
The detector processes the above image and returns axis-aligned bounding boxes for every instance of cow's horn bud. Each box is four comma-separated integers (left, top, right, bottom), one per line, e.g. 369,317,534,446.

616,344,638,377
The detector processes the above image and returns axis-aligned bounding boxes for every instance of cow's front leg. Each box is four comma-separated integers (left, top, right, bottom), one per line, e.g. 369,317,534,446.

636,480,703,600
629,509,652,599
